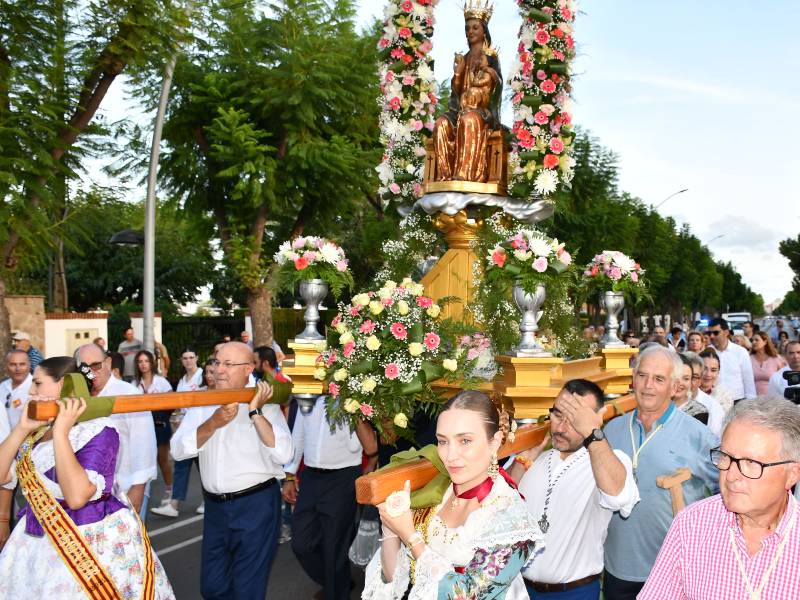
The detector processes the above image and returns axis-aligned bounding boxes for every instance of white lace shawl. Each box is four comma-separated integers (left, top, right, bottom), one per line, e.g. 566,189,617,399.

6,418,116,501
363,476,543,600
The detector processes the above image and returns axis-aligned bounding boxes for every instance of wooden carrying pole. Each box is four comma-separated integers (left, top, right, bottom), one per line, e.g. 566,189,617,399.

355,393,638,505
27,388,257,421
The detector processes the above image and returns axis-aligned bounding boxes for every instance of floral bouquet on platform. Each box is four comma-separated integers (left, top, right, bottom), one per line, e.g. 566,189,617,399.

485,228,573,292
273,236,354,298
583,250,649,302
318,278,474,440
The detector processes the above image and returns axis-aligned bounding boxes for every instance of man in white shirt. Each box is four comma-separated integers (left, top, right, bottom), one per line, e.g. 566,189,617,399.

768,340,800,398
510,379,639,599
707,317,756,401
171,342,292,600
0,350,32,428
282,397,376,600
76,343,157,513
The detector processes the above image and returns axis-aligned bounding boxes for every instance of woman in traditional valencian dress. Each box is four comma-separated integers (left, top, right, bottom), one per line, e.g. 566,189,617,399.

363,391,542,599
0,356,174,599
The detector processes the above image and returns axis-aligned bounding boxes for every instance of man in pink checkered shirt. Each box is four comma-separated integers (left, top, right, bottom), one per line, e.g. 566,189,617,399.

639,397,800,599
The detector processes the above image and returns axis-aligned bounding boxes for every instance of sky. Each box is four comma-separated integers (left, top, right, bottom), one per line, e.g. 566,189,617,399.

354,0,800,307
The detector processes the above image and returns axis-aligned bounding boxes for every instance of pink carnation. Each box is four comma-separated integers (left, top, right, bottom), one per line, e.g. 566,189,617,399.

533,257,549,273
294,257,308,270
343,341,355,358
424,333,440,351
360,403,374,417
630,271,639,283
381,297,394,307
331,313,342,327
390,323,408,340
385,363,400,380
389,97,401,111
416,296,433,308
403,75,415,85
349,306,361,317
360,320,376,334
543,154,560,169
491,248,507,267
302,251,317,262
325,351,338,367
328,382,340,398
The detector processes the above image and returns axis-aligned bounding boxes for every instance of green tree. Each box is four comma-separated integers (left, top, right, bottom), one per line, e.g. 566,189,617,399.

775,290,800,315
779,234,800,293
0,0,188,354
151,0,382,344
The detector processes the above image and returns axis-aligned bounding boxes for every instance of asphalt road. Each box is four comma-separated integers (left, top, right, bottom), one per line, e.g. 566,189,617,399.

146,473,366,599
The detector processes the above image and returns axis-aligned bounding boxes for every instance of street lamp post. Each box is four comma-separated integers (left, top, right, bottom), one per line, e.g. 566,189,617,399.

653,188,689,210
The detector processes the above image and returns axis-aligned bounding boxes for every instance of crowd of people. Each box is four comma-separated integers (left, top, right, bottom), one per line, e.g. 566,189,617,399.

0,319,797,599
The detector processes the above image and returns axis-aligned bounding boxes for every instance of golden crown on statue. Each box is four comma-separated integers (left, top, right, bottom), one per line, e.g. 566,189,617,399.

463,0,494,24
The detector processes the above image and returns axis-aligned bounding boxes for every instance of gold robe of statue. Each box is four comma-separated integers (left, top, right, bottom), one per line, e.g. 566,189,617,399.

432,18,502,184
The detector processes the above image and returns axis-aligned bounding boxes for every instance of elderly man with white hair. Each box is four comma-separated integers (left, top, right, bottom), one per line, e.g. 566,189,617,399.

640,397,800,598
601,346,719,600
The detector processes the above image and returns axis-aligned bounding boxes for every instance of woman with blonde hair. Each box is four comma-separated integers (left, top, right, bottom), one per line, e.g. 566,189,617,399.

363,391,541,599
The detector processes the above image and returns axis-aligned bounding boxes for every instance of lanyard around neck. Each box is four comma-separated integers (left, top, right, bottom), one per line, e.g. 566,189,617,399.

729,502,797,600
628,411,665,473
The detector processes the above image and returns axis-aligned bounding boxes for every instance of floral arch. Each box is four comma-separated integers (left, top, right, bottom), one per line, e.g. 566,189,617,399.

375,0,577,207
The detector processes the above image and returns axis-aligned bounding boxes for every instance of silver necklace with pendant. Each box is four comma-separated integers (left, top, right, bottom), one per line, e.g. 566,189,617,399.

538,450,582,534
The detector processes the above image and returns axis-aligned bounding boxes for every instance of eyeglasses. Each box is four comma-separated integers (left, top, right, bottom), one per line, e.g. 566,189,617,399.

210,360,250,369
710,447,795,480
707,330,723,336
86,361,105,371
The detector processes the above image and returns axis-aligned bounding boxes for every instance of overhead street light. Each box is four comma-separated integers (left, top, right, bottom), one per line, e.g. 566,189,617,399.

705,234,725,245
654,188,689,210
109,229,145,247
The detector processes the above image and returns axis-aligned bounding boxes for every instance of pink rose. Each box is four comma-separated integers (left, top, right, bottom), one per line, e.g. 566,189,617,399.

536,69,548,81
389,97,401,111
360,403,374,417
467,348,480,361
336,260,348,272
390,323,408,340
328,382,340,397
609,267,622,280
388,182,401,194
549,137,565,154
543,154,560,169
630,271,639,283
302,250,317,262
424,333,440,351
418,40,433,55
558,249,572,266
491,248,507,267
416,296,433,308
534,111,549,125
403,75,415,85
533,257,549,273
534,30,551,46
292,237,306,249
385,363,400,380
343,341,355,358
412,120,424,131
360,320,376,334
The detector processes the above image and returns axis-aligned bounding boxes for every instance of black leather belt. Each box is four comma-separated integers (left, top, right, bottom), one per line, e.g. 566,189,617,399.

202,478,277,503
304,465,358,474
526,573,601,593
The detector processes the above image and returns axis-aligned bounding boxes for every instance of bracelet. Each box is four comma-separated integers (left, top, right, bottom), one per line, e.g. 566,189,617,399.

0,517,8,523
514,455,532,470
405,531,424,548
284,474,296,482
379,533,398,542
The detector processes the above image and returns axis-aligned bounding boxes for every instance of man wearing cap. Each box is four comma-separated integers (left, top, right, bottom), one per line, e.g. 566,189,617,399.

11,331,42,372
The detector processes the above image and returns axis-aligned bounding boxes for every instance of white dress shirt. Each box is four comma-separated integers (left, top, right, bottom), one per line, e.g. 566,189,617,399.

716,341,756,400
693,389,726,437
284,396,362,474
100,376,158,491
170,385,293,494
768,366,796,398
0,374,32,428
135,374,173,395
519,447,640,584
176,369,203,392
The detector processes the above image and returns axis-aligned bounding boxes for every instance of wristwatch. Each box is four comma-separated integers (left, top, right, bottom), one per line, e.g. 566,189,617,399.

582,428,605,448
248,407,263,420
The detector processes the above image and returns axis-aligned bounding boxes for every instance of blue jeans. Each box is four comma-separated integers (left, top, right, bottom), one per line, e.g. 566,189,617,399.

201,483,281,600
172,457,199,502
525,579,600,600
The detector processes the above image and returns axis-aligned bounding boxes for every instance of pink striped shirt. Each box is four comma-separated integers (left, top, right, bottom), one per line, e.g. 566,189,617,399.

639,493,800,599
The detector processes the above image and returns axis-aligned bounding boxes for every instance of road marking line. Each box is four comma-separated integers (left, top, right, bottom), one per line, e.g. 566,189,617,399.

156,534,203,557
148,514,204,538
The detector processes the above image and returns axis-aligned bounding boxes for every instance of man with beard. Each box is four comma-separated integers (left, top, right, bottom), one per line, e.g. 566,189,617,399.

510,379,639,599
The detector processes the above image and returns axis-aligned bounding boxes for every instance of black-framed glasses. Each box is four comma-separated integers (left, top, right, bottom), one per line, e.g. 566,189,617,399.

210,360,250,369
710,447,795,480
707,329,723,336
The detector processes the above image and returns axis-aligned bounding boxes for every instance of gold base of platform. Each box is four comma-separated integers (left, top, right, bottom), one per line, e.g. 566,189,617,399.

423,180,506,195
283,340,328,395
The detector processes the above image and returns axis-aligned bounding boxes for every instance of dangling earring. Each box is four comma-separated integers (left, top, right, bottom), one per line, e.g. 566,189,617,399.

488,453,499,480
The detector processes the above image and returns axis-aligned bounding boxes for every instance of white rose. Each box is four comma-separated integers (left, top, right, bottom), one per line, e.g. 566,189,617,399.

408,342,424,357
361,377,377,393
369,300,384,315
393,412,409,428
442,359,458,372
397,300,410,315
344,398,360,414
426,304,441,318
313,367,327,380
384,280,397,290
352,293,370,307
385,487,411,518
335,322,348,334
339,331,354,345
333,368,348,382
